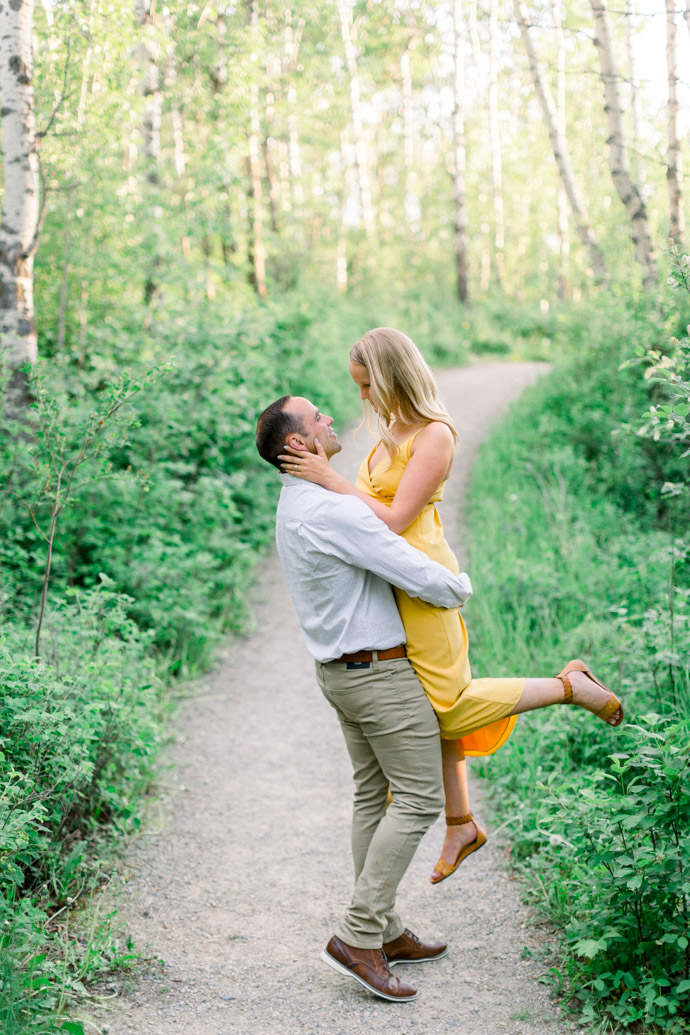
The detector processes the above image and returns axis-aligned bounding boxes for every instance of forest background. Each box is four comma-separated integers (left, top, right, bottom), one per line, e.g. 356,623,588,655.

0,0,689,1032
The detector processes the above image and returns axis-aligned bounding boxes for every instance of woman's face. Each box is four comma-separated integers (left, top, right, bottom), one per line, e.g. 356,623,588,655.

349,361,374,407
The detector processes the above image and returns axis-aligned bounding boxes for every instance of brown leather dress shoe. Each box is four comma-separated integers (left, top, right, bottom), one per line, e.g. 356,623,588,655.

383,928,448,966
321,934,418,1002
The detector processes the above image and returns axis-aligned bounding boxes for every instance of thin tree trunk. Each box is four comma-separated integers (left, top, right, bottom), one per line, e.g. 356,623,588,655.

171,107,186,178
246,0,267,298
488,0,504,289
284,11,305,220
551,0,570,298
337,0,375,238
589,0,657,288
625,0,644,183
401,43,420,227
469,0,481,63
135,0,163,306
665,0,684,246
452,0,469,303
0,0,40,416
58,24,93,352
684,0,690,41
514,0,608,284
337,139,350,292
264,31,282,234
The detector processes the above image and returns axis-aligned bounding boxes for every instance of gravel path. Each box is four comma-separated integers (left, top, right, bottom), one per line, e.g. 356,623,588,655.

99,361,581,1035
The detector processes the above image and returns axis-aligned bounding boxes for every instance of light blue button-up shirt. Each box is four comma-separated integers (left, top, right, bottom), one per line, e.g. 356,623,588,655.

276,475,472,663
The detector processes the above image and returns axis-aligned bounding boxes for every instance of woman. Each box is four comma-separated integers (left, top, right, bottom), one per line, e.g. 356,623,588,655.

279,327,623,884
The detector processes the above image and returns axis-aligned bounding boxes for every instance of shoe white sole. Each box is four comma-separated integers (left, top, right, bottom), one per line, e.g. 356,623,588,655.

387,947,449,966
320,950,418,1002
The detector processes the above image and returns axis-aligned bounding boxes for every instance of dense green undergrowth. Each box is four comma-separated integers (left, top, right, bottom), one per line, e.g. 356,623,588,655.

0,286,558,1033
468,281,690,1031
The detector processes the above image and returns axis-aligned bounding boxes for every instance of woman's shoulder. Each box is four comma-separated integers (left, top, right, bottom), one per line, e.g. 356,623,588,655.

409,421,455,453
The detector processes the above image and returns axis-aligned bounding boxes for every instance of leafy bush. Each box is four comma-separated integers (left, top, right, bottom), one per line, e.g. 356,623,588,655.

544,717,690,1030
0,581,161,1032
466,280,690,1031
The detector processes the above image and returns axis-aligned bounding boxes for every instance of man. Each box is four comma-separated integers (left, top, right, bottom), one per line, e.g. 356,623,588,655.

255,394,472,1003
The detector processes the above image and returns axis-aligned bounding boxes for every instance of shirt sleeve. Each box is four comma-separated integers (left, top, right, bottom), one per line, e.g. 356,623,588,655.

300,496,472,609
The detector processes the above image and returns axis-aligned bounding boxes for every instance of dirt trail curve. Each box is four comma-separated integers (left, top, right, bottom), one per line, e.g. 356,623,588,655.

103,361,580,1035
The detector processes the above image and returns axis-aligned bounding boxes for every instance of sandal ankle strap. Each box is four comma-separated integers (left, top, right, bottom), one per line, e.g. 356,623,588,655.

446,812,473,826
557,673,573,704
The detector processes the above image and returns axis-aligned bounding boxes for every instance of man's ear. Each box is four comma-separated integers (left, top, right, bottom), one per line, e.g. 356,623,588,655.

285,432,308,451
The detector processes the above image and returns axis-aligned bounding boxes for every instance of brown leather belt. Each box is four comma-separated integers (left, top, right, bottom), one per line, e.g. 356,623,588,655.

332,645,407,664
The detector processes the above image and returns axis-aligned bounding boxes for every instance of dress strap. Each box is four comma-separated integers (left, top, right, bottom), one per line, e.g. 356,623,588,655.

402,426,426,457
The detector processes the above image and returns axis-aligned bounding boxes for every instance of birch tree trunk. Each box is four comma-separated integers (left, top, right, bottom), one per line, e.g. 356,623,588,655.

58,28,92,353
0,0,40,415
551,0,570,297
246,0,267,298
401,44,420,228
452,0,469,303
625,0,644,183
589,0,657,288
135,0,163,306
488,0,505,289
665,0,684,246
284,10,305,221
514,0,608,284
684,0,690,41
134,1,162,184
337,0,375,238
171,107,186,179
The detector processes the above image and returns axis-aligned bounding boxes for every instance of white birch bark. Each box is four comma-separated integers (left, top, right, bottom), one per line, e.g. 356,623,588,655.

336,130,350,292
452,0,469,302
551,0,569,297
685,0,690,41
0,0,40,411
665,0,684,245
514,0,608,284
488,0,505,288
284,10,305,218
264,43,282,233
171,107,186,179
401,45,420,227
246,0,266,298
589,0,657,288
625,0,644,183
469,0,481,64
337,0,375,238
58,24,93,352
135,0,163,305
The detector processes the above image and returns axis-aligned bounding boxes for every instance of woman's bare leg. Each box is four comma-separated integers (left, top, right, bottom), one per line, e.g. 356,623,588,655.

510,672,621,721
429,669,621,880
430,739,478,881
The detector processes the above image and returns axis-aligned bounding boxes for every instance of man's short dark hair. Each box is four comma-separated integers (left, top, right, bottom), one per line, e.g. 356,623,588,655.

256,395,306,469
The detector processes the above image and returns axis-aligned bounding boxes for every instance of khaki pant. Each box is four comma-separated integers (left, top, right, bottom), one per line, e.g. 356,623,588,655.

315,654,444,948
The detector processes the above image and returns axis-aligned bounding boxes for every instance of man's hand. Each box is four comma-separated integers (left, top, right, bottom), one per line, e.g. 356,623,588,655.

279,439,340,489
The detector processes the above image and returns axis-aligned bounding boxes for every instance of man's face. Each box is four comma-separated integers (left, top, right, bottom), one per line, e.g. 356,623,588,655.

282,396,342,458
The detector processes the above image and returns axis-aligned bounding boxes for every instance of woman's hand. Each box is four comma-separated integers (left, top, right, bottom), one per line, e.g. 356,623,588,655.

278,439,340,489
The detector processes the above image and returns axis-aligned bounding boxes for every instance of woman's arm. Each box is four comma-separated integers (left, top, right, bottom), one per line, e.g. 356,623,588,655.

279,422,455,534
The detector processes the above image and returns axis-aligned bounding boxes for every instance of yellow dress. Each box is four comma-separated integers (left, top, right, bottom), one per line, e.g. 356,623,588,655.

357,432,524,756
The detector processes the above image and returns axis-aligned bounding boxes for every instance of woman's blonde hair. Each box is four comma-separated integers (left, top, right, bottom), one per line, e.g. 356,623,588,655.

350,327,458,463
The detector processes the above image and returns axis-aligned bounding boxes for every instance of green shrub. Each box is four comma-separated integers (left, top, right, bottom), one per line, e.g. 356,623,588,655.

0,582,161,1033
466,282,690,1031
542,717,690,1030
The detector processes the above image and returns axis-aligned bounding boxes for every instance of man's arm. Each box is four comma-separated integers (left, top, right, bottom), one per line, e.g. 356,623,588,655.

303,496,472,609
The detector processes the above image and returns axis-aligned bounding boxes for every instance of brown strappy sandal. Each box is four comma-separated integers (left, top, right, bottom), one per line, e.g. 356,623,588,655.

556,658,624,726
430,812,487,885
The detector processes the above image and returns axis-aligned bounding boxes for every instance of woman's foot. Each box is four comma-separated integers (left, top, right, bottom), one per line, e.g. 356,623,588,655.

430,814,487,884
559,661,623,726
